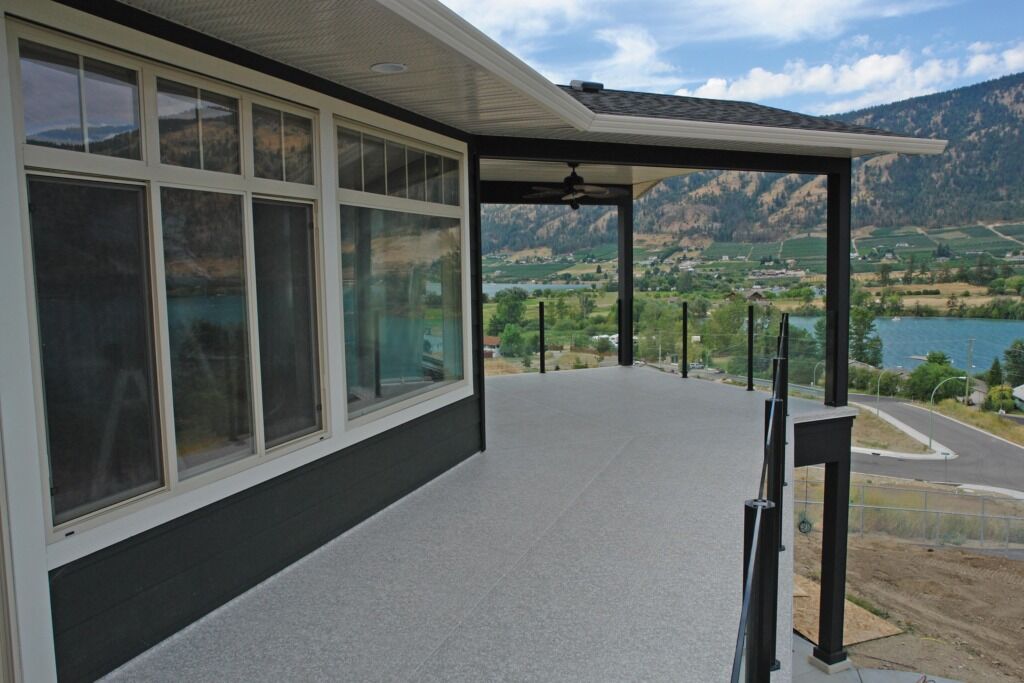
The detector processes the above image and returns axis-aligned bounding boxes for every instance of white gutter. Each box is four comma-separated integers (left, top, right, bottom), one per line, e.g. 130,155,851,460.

590,113,948,156
379,0,596,131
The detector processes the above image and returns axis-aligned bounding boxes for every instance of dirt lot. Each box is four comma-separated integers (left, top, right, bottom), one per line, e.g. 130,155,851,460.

795,533,1024,682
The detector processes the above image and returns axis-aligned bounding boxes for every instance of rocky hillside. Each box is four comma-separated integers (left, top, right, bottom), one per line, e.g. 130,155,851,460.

482,71,1024,254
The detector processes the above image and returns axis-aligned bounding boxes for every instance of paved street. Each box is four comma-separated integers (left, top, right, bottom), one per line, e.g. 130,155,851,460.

849,394,1024,492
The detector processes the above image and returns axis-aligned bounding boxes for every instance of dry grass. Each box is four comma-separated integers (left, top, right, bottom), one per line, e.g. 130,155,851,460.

929,399,1024,447
852,408,930,453
483,357,527,375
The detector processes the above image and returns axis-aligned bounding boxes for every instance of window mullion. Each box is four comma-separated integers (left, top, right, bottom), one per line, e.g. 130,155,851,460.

242,193,267,456
77,55,89,153
148,185,180,489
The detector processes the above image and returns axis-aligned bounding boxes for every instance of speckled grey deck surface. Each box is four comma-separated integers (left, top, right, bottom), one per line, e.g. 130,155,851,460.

103,367,799,682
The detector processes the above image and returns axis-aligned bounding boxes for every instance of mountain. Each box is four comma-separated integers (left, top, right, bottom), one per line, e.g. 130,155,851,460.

481,72,1024,254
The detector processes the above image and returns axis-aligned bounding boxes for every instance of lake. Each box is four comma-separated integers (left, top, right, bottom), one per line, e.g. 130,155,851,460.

792,316,1024,372
483,282,590,297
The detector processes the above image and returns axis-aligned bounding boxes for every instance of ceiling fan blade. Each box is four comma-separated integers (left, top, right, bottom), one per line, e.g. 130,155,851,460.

562,191,586,201
530,186,561,193
576,184,611,196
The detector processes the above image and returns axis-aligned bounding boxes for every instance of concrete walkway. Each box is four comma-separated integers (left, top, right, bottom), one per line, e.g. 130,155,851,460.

101,367,795,682
793,635,962,683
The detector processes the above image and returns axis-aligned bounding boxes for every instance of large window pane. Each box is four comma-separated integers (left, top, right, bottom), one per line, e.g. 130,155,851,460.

340,206,463,416
28,177,162,524
252,103,283,180
82,58,140,159
200,91,240,174
253,200,321,446
161,188,253,476
20,41,83,151
337,127,362,191
158,79,239,173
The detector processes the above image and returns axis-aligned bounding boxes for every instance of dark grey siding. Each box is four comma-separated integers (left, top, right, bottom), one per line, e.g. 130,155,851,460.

49,396,482,682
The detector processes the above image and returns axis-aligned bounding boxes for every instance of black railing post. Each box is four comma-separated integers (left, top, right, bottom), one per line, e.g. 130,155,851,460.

742,499,775,683
747,304,755,391
538,301,546,374
779,314,790,414
681,301,688,378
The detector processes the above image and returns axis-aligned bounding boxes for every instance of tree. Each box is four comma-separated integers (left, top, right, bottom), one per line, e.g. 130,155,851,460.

849,307,883,367
926,350,951,365
487,288,527,336
985,384,1014,412
906,362,965,401
988,357,1004,386
877,263,893,286
902,255,916,284
1004,339,1024,388
575,290,596,319
499,323,525,358
594,337,613,357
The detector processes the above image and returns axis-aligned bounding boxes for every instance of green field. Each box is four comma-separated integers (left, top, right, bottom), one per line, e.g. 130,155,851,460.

575,243,618,260
780,236,826,259
749,242,782,259
482,262,568,281
703,242,752,259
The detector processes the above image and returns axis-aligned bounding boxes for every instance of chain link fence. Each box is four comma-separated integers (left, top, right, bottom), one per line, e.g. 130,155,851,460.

795,468,1024,550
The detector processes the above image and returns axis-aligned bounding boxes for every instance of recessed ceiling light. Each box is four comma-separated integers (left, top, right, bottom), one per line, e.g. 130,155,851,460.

370,62,407,74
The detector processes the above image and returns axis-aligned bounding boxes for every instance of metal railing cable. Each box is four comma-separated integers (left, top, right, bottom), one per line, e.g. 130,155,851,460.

731,314,789,683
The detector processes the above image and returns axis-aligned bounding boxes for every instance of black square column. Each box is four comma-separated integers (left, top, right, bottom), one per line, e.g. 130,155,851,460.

617,199,634,366
825,163,852,407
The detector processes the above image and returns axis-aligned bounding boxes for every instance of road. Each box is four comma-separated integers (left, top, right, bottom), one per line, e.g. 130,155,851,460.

849,394,1024,492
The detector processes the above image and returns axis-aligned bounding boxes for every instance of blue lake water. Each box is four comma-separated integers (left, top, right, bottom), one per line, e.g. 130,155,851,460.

483,282,589,296
792,316,1024,371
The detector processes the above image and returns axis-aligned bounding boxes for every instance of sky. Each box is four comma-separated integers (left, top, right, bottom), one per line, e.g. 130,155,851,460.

439,0,1024,114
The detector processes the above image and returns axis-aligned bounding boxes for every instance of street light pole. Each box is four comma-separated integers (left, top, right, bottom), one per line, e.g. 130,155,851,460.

929,375,968,450
876,370,885,416
812,361,824,388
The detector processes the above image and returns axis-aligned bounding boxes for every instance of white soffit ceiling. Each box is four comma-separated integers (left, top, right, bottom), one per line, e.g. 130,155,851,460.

119,0,591,137
479,160,697,199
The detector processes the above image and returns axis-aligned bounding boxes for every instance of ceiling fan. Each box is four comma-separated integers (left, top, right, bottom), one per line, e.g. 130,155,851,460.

523,162,627,210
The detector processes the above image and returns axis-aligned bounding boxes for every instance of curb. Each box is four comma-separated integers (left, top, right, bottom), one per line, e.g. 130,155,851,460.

849,401,957,460
901,402,1024,452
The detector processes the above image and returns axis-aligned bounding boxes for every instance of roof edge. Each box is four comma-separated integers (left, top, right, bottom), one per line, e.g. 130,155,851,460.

589,113,948,157
378,0,596,131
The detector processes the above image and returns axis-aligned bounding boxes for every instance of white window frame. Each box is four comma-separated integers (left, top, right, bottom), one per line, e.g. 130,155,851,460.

1,7,473,572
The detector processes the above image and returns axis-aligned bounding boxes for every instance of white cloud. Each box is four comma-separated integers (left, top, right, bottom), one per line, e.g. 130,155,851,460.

585,27,681,90
968,41,994,54
439,0,593,59
963,41,1024,78
676,50,966,112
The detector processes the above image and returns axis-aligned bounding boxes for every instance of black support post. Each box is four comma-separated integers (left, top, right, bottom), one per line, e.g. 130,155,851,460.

681,301,688,378
814,456,852,667
742,499,776,683
618,200,634,366
539,301,546,374
747,304,755,391
825,163,852,407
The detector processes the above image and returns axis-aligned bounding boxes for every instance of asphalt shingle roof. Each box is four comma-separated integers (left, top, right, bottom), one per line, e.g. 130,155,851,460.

560,86,900,137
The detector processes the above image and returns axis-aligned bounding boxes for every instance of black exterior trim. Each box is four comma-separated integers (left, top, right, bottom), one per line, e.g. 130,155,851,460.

49,397,482,682
50,0,470,142
476,135,849,175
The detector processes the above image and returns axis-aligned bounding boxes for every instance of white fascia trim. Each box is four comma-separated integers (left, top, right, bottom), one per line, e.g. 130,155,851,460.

589,113,948,157
377,0,595,131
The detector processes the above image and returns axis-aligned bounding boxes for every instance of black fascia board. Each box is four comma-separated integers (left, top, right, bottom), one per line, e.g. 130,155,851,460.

475,136,849,176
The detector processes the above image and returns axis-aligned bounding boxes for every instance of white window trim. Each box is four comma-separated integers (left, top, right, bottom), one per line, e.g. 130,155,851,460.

1,5,474,573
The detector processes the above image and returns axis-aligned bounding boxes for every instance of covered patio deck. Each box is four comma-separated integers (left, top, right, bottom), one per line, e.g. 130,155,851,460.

103,367,794,681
